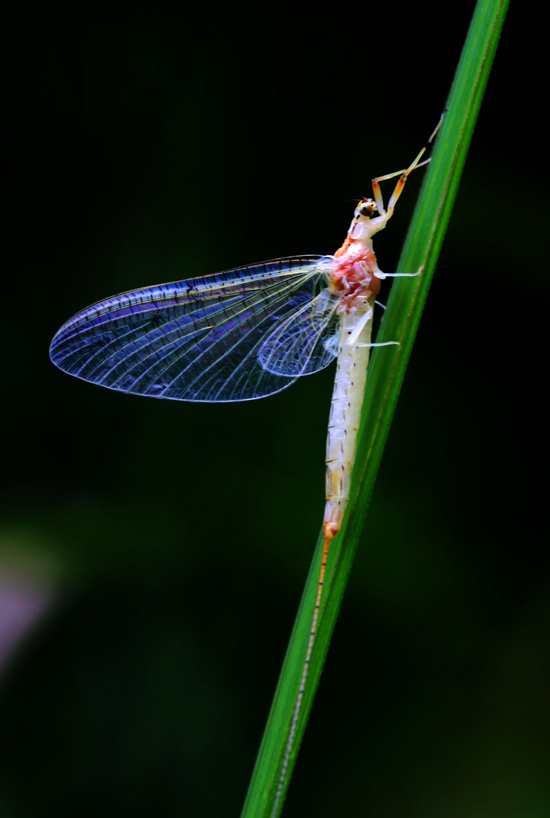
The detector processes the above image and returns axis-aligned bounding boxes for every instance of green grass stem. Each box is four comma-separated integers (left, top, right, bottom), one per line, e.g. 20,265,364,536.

242,1,510,815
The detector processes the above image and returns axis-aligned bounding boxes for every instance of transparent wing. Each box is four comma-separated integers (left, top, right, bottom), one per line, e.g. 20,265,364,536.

50,256,337,402
258,288,339,377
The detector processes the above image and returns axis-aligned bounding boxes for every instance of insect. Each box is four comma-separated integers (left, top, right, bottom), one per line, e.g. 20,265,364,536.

50,121,441,817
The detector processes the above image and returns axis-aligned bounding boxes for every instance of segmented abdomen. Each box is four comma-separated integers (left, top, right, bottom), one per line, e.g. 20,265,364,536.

324,302,373,540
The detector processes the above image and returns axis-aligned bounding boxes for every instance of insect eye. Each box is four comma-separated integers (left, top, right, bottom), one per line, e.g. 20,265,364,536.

359,205,373,217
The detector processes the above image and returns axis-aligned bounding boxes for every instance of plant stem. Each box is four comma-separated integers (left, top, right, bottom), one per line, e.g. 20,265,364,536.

242,2,510,815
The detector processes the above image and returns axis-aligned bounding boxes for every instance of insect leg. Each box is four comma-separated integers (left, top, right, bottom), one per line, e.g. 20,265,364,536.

371,112,445,222
346,307,372,346
373,263,423,281
372,151,431,222
347,307,399,347
346,308,399,348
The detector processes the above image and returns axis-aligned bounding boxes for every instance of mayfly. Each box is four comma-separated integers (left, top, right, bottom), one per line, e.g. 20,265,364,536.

50,120,442,817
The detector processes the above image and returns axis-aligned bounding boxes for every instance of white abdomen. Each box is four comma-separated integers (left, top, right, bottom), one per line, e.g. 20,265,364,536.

324,304,373,538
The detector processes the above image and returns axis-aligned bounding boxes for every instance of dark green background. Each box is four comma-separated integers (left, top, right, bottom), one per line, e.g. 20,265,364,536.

2,5,548,817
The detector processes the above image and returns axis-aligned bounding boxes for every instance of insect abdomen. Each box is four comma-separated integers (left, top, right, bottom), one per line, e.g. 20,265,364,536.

324,306,372,539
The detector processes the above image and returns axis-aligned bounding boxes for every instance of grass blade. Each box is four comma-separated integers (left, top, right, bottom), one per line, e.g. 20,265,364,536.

242,1,510,815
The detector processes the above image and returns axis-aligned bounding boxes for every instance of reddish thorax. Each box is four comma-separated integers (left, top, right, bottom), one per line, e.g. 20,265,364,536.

329,234,381,313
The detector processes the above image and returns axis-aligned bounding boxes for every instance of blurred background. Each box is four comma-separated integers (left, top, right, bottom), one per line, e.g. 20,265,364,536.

2,4,548,817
